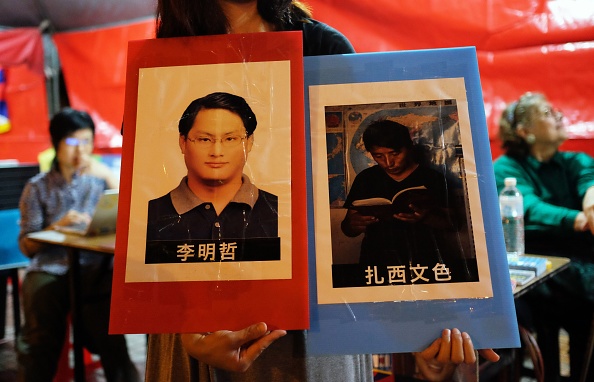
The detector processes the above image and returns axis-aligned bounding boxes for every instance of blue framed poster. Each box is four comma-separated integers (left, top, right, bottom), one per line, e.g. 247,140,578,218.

305,47,519,354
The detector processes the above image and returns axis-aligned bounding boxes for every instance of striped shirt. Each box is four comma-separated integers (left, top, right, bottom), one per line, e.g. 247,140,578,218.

18,165,108,275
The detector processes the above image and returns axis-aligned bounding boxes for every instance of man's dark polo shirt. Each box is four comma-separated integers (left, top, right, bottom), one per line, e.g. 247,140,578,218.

145,175,278,263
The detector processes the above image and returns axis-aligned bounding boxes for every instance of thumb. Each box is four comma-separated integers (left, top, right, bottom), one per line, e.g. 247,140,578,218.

235,322,268,345
418,336,441,360
478,349,500,363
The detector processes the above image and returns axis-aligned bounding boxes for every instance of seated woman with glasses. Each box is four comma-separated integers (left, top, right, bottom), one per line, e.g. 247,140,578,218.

493,91,594,381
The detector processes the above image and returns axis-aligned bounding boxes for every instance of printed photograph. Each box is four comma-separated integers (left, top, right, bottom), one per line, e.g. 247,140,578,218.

144,92,281,265
310,78,493,304
326,100,478,288
124,60,293,283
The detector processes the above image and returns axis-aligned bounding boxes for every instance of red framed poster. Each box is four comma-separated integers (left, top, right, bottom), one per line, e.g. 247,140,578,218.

110,32,307,333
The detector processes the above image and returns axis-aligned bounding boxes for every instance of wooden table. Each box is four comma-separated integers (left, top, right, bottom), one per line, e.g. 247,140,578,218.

26,230,115,382
511,255,570,298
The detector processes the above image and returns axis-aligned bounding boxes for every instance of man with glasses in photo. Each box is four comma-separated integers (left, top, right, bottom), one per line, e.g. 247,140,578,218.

145,92,279,264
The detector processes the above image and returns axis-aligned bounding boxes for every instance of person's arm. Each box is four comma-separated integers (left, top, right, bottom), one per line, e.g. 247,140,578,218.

413,328,499,381
393,204,452,230
84,158,120,190
18,188,47,257
20,210,91,256
341,209,378,237
582,185,594,235
19,180,92,257
393,168,454,230
340,171,379,237
494,156,580,234
19,182,48,257
180,322,286,372
564,152,594,235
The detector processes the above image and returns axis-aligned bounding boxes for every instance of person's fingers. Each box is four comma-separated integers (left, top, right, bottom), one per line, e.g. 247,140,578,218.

417,336,441,360
574,212,589,232
461,332,477,364
393,213,416,222
180,332,212,361
449,328,464,364
436,328,452,364
180,324,286,373
359,215,379,224
235,326,286,372
409,204,428,216
67,210,91,222
478,348,501,362
231,322,269,347
246,322,268,338
80,212,92,224
348,211,377,227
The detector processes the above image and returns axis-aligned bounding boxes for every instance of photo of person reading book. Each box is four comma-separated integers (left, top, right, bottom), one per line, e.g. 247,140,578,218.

145,92,279,264
341,119,474,281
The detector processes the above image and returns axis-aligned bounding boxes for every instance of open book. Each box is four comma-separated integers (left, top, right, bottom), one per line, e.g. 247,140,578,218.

350,185,434,219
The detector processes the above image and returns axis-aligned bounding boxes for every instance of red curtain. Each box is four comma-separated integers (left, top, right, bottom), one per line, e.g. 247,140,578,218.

3,1,594,161
0,28,48,163
52,19,155,153
307,0,594,158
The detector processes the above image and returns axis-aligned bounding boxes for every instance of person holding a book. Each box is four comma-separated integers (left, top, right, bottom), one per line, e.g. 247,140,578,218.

341,120,472,279
144,1,499,381
494,91,594,381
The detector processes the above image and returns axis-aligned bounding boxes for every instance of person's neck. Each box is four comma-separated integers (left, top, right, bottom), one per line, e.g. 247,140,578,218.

530,143,558,162
187,176,243,214
219,0,273,33
387,163,419,182
58,163,76,183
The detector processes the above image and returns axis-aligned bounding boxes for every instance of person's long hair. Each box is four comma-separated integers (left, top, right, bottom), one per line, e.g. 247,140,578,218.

156,0,312,38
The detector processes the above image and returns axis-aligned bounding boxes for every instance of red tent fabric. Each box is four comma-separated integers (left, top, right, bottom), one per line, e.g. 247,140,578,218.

2,0,594,161
305,0,594,157
0,28,48,163
53,20,155,152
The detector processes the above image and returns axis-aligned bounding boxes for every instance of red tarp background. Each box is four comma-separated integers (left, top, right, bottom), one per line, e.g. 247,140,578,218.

52,20,155,152
306,0,594,158
0,28,48,161
1,0,593,162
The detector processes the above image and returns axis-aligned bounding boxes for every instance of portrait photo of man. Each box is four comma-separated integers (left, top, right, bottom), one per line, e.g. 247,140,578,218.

145,92,280,264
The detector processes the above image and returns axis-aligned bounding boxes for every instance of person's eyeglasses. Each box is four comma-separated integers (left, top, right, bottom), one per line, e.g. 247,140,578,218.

64,137,92,147
186,135,246,148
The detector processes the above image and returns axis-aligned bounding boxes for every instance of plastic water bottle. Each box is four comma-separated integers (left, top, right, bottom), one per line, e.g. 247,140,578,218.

499,177,525,261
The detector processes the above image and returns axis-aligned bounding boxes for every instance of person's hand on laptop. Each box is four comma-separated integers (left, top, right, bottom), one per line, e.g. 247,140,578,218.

51,210,92,231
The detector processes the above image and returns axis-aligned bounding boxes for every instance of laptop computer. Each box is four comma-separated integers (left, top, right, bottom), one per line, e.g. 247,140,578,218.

55,189,119,236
